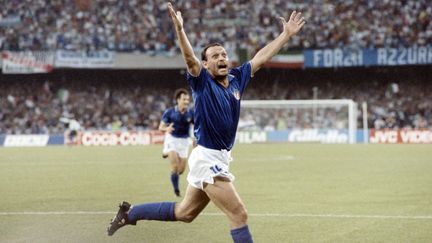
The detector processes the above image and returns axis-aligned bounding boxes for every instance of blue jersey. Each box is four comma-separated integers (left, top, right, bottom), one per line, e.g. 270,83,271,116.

161,106,194,138
187,62,252,150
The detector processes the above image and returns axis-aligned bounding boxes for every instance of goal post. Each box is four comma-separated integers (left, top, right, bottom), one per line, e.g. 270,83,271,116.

240,99,357,144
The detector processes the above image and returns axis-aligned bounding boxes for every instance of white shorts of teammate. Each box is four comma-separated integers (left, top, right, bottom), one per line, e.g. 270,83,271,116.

162,133,190,159
187,145,235,190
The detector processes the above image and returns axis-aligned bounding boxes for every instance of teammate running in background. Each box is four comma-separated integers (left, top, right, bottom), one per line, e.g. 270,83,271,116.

159,88,194,197
59,115,81,145
108,2,305,242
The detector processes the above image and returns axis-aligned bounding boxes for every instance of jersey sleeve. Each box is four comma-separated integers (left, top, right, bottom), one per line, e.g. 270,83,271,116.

230,62,252,95
186,66,207,92
161,109,171,124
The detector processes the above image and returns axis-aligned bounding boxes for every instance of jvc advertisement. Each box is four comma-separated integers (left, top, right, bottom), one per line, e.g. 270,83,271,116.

304,46,432,68
369,129,432,144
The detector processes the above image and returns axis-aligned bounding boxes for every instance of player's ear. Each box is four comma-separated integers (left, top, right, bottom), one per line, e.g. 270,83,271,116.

202,60,209,69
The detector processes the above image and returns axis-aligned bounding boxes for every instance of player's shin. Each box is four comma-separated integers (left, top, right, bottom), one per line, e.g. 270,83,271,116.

171,172,180,195
128,202,177,223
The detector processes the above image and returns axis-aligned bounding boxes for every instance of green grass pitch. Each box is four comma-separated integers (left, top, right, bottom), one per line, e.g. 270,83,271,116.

1,144,431,242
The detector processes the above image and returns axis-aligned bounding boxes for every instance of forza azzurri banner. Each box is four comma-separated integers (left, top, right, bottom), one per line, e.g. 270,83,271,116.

304,46,432,68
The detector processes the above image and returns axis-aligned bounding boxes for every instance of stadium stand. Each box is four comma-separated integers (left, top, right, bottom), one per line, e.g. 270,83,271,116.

0,0,431,52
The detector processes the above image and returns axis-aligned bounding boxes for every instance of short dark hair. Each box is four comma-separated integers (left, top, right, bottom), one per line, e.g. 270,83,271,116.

174,88,189,101
201,42,223,61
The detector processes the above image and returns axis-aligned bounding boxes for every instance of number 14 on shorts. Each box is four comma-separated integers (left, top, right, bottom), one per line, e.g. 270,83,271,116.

210,165,222,174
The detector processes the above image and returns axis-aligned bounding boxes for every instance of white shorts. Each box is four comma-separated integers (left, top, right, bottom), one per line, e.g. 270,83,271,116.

187,145,235,190
162,133,190,159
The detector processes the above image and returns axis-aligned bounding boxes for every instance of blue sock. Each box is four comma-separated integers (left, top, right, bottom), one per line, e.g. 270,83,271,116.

231,225,253,243
128,202,176,223
170,172,179,192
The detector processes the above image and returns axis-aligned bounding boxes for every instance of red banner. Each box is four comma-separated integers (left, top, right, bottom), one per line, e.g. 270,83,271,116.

2,51,54,74
370,129,432,144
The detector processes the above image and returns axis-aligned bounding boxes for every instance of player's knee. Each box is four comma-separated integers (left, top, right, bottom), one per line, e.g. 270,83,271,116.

174,204,199,223
181,214,197,223
177,161,186,174
171,164,179,173
176,211,198,223
232,205,248,224
178,167,185,175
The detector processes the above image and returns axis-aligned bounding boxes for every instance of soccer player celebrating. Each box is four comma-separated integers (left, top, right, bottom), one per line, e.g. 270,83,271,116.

108,2,305,242
159,88,194,197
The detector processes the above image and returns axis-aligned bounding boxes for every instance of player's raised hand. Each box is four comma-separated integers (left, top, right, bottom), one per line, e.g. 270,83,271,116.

167,2,183,31
279,11,305,37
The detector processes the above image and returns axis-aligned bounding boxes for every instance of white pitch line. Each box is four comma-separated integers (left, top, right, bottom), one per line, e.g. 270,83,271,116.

205,213,432,219
0,211,114,215
0,211,431,220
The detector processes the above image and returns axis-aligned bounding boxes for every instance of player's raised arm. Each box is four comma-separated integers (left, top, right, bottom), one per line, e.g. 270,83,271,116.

167,2,201,76
250,11,305,75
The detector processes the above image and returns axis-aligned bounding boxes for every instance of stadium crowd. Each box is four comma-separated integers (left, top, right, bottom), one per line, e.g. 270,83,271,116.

0,0,431,53
241,79,432,131
0,77,430,135
0,79,171,134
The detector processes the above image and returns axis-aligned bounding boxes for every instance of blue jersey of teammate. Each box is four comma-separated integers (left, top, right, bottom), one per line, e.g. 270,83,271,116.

187,62,252,150
161,106,194,138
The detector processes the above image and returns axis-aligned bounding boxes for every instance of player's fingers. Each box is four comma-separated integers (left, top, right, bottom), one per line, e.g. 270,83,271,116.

168,4,176,19
167,2,174,13
298,20,306,29
289,11,296,21
297,17,305,25
278,17,286,25
294,12,302,22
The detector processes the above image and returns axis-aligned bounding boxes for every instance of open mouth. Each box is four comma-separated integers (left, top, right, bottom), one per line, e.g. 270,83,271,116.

218,63,228,71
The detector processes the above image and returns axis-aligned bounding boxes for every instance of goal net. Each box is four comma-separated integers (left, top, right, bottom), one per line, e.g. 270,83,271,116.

239,99,357,144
